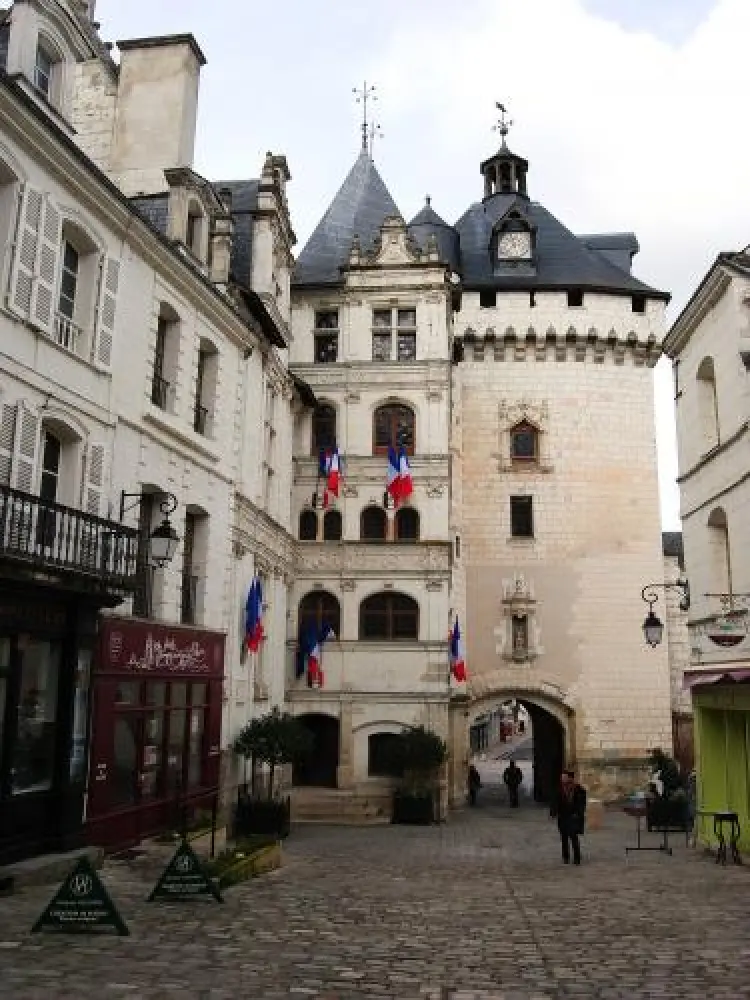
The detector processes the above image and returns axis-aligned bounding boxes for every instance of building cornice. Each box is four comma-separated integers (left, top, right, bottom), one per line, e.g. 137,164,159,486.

456,326,661,368
663,265,732,358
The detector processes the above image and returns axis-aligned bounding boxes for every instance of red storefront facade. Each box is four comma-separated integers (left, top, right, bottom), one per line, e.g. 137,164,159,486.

86,617,225,849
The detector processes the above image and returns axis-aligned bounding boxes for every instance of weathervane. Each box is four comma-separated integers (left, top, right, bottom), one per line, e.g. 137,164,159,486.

353,81,377,153
493,102,513,148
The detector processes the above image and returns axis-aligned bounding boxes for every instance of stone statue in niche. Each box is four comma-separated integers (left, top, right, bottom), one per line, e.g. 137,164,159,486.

512,614,528,652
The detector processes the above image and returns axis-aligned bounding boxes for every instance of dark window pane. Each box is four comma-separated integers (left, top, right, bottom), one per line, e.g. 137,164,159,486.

360,506,386,541
146,682,166,707
359,593,418,640
315,310,338,330
510,496,534,538
63,242,79,271
112,716,139,807
187,709,204,788
373,405,415,455
312,405,336,452
372,332,391,361
323,509,342,541
397,309,416,328
299,509,317,541
170,683,188,708
141,712,163,800
397,333,416,361
166,709,186,793
395,508,419,541
116,681,141,706
191,682,207,706
511,423,537,460
368,733,403,776
314,334,338,363
299,590,341,637
372,309,391,328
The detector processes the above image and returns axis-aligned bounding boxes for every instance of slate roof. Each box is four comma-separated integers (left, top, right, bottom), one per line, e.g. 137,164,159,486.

662,531,684,566
130,193,169,235
408,199,460,272
455,194,667,298
212,179,259,290
296,149,668,300
294,150,401,286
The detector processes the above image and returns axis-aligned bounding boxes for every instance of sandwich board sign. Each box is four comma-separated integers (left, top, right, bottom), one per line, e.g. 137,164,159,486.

147,839,222,903
31,856,129,936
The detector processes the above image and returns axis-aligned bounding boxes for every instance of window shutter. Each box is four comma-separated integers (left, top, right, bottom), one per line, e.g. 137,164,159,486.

9,186,44,319
0,399,17,487
83,441,106,516
32,197,62,332
11,402,39,493
94,256,120,367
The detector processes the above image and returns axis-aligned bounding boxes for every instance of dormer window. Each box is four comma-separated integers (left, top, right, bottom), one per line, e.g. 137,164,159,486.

186,204,204,259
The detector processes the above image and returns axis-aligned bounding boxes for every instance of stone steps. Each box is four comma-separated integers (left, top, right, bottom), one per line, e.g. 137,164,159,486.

290,788,392,826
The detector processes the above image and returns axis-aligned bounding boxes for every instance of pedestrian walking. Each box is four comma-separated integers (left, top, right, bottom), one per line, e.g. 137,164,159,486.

687,768,697,847
550,769,587,864
503,759,523,808
468,764,481,807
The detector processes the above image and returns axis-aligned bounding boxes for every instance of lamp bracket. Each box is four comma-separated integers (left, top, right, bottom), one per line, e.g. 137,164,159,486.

120,490,178,522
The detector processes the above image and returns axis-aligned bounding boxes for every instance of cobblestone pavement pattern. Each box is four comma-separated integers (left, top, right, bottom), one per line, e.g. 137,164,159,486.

1,804,749,999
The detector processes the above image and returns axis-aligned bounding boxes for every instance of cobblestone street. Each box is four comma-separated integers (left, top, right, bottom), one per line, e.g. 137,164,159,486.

1,804,749,999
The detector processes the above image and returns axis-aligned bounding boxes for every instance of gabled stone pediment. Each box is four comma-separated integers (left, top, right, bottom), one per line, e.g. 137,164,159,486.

356,215,421,268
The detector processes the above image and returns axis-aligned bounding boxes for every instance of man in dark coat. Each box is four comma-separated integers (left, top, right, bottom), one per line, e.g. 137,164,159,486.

503,759,523,808
550,769,587,864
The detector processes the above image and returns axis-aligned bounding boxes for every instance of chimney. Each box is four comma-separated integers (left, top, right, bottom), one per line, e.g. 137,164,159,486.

110,34,206,196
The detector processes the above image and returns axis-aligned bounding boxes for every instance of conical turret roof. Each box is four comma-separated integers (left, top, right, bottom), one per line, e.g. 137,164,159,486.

294,150,401,286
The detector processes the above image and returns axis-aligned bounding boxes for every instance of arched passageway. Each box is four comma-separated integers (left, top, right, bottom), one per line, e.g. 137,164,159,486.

292,714,340,788
466,695,569,804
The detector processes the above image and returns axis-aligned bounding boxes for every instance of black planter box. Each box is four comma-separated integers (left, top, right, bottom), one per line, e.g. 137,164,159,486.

392,792,435,825
234,796,291,838
646,797,689,832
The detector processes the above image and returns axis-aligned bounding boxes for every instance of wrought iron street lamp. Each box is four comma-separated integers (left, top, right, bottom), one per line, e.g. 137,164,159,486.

641,578,690,648
120,490,180,568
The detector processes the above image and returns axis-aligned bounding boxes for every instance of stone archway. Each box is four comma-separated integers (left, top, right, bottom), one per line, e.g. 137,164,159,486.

450,682,575,806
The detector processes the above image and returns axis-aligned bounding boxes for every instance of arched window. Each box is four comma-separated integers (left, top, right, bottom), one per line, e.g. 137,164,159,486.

311,403,336,454
299,590,340,638
323,509,342,541
696,356,720,451
510,420,538,463
299,509,317,541
359,592,419,640
395,507,419,542
707,507,731,595
373,404,415,455
360,505,386,542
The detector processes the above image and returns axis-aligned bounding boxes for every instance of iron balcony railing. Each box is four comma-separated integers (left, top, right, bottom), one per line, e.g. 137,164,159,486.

0,484,140,592
53,311,83,353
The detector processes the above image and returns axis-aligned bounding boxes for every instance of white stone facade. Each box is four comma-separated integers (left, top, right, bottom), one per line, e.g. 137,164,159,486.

0,1,300,802
289,218,454,803
664,257,750,673
453,291,672,795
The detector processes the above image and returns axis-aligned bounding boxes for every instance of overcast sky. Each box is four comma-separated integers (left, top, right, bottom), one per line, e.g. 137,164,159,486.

97,0,744,530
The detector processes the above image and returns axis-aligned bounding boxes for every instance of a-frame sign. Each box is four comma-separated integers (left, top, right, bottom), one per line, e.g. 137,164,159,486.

147,839,223,903
31,856,129,936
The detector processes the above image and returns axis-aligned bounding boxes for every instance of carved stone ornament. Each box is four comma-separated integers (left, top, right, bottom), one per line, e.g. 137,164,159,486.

367,216,420,267
341,579,357,592
497,399,553,473
495,572,543,663
426,483,445,498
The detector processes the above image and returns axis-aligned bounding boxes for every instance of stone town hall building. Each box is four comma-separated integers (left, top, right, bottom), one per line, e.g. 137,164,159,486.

0,0,675,863
289,130,673,809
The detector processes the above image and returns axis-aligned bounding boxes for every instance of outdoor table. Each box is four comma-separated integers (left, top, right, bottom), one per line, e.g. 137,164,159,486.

697,810,742,866
623,802,672,856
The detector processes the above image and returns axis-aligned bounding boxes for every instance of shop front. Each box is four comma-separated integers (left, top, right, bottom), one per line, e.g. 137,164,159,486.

85,617,225,849
0,584,101,865
688,670,750,852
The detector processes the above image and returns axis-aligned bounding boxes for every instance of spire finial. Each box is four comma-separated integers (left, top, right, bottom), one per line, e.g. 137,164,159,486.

353,81,377,154
493,101,513,149
425,194,431,206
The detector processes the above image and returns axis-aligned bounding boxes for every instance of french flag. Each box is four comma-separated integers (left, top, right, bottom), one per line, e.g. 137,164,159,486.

318,448,342,508
298,624,336,688
398,447,413,503
387,446,401,504
450,617,467,682
245,577,264,653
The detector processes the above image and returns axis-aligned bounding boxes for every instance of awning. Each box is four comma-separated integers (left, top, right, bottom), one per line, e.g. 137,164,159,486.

683,667,750,690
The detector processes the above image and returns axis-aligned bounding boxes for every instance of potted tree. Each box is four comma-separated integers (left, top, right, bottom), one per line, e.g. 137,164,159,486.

233,708,313,838
646,748,689,832
388,725,449,825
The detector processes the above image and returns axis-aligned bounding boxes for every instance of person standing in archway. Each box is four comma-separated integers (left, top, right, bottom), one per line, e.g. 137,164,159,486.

503,759,523,808
551,769,587,865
